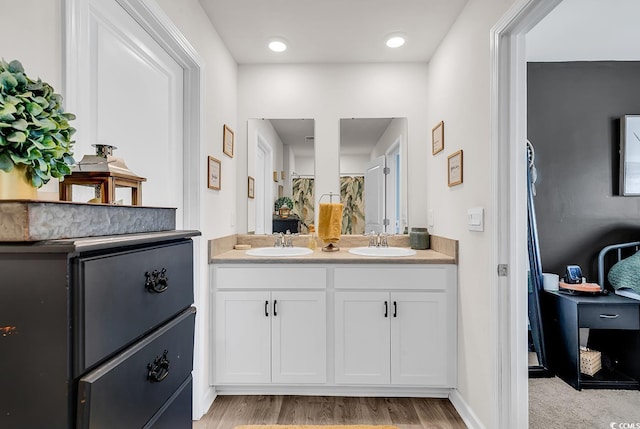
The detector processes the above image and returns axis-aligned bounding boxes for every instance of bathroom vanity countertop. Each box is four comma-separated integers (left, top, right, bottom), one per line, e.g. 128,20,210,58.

210,247,455,264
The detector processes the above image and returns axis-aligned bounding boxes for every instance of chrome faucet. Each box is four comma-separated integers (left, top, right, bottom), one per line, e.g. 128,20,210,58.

365,231,390,248
379,233,389,248
283,230,298,247
366,231,378,247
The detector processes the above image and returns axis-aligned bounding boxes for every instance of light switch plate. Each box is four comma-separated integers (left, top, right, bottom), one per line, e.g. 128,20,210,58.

467,207,484,231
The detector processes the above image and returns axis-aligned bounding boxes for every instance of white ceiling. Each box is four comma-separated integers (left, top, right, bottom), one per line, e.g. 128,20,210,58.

198,0,468,64
527,0,640,61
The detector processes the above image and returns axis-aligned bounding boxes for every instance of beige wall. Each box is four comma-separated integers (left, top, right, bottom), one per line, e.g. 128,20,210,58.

425,0,517,426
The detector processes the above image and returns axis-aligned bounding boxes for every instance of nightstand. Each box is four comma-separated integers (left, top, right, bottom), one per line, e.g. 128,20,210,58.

541,291,640,390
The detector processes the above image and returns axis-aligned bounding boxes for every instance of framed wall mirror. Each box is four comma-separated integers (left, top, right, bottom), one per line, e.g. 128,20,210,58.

339,118,408,235
246,118,315,234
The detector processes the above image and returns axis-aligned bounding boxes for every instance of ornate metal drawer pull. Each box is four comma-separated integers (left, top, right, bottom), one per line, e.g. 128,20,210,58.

145,268,169,293
147,350,170,382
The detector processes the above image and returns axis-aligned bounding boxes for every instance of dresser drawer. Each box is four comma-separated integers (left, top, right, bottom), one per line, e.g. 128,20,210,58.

144,377,192,429
75,240,194,373
77,307,195,429
579,303,640,329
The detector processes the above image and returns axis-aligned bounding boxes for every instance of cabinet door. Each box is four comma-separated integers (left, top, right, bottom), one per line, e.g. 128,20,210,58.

215,291,271,383
390,291,448,386
271,291,326,383
335,291,390,384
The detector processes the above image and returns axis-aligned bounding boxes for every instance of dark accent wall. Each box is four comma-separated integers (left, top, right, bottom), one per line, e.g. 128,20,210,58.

527,62,640,285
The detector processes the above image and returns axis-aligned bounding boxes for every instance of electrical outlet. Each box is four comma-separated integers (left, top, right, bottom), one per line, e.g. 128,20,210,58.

467,207,484,231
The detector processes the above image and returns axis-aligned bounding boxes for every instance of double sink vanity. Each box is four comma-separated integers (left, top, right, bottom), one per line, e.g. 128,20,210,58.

209,233,458,396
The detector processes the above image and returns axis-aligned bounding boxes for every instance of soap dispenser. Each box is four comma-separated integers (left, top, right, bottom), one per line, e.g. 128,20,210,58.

307,224,317,250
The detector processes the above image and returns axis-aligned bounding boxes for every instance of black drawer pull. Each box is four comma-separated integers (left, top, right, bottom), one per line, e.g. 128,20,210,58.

274,299,278,316
393,301,397,318
147,350,170,383
265,300,269,317
599,314,620,319
145,268,169,294
384,301,388,318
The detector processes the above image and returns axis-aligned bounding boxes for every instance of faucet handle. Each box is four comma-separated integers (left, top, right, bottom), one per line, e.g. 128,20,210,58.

365,230,378,247
273,232,284,247
379,233,390,248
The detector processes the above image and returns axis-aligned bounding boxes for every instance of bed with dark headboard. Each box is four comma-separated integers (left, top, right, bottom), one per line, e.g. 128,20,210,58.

598,241,640,300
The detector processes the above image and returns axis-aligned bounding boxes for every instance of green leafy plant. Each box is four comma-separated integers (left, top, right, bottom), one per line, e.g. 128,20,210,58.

0,59,76,188
274,196,293,212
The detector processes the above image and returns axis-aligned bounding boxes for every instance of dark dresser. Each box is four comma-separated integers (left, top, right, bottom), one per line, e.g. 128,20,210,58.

0,230,199,428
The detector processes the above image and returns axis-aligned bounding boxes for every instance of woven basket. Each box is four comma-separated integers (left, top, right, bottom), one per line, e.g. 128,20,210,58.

580,348,601,376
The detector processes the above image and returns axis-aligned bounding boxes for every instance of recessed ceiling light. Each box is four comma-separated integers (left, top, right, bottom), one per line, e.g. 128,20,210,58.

268,40,287,53
386,36,405,48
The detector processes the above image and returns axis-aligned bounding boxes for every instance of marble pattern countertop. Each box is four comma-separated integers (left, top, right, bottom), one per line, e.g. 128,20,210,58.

210,233,457,265
211,247,455,264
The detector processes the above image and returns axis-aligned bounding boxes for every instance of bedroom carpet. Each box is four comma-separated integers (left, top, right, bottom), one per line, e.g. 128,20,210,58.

529,376,640,428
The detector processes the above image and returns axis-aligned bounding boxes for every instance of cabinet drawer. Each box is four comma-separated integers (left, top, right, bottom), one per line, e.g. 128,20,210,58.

216,266,326,289
77,307,195,429
75,240,193,372
579,304,640,329
334,266,449,290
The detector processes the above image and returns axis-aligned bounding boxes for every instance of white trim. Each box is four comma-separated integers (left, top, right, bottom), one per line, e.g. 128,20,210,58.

449,389,485,429
64,0,212,419
214,385,453,398
490,1,563,428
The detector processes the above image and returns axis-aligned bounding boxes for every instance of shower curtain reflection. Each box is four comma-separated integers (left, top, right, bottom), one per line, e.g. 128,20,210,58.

292,177,314,233
340,176,365,234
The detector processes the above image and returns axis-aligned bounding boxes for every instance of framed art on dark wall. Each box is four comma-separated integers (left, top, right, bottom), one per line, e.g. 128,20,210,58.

208,156,221,190
620,115,640,195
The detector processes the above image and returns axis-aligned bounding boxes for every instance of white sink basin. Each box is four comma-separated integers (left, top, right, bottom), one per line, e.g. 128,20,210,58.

348,247,417,257
245,247,314,257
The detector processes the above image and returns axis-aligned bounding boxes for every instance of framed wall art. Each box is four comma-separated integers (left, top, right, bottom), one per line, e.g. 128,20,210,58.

248,176,255,199
432,120,444,155
223,124,234,158
620,115,640,196
208,156,221,190
447,150,463,187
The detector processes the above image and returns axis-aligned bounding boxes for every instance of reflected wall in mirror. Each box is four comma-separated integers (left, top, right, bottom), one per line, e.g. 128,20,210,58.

247,118,315,234
340,118,408,235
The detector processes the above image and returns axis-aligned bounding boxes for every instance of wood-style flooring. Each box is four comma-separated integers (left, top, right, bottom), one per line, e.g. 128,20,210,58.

193,395,467,429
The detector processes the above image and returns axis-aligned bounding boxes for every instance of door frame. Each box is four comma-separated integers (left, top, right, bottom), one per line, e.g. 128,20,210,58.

490,0,562,427
63,0,208,416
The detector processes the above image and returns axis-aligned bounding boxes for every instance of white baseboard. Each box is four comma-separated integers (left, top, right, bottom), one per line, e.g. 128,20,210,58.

193,386,217,421
449,389,485,429
214,385,452,398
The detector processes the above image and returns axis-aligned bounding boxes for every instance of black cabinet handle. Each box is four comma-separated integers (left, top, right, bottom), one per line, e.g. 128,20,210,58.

599,314,620,319
393,301,397,317
147,350,170,383
265,300,269,317
145,268,169,294
274,300,278,316
384,301,388,318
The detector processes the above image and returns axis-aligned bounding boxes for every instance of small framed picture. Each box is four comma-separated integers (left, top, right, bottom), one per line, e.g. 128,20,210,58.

223,124,234,158
432,121,444,155
447,150,463,187
248,176,255,199
208,156,221,190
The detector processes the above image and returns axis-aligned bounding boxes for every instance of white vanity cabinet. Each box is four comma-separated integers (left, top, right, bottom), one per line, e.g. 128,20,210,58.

334,265,456,387
211,261,457,393
214,266,327,384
